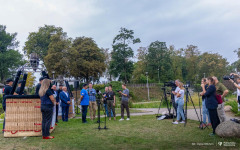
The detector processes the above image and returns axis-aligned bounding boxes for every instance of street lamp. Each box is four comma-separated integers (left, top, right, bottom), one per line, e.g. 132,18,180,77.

146,72,150,101
203,73,206,78
157,68,160,83
52,71,55,80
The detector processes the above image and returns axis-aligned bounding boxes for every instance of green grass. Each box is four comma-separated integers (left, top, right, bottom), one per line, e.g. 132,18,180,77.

0,115,239,150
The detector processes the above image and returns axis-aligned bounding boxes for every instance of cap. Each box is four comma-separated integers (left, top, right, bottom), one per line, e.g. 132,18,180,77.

59,84,64,86
39,77,44,81
6,78,13,82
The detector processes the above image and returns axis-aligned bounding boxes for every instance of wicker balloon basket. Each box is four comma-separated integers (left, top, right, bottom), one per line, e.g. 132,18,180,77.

3,95,55,138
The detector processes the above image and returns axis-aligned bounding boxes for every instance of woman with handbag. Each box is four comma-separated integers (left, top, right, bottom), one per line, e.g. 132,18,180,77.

200,77,220,136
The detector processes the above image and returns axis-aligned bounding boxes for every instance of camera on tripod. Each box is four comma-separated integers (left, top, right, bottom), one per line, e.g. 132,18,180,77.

183,81,191,88
164,81,177,90
223,74,234,80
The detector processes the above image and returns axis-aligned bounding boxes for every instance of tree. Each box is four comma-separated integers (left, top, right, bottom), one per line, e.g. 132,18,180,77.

68,37,106,82
25,72,36,88
24,25,64,61
0,25,25,82
44,32,71,78
198,52,229,79
146,41,173,82
109,27,140,83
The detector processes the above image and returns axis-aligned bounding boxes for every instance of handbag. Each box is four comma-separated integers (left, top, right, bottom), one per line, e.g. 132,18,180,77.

215,94,223,104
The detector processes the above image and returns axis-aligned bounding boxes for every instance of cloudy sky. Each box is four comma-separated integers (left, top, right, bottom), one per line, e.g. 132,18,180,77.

1,0,240,64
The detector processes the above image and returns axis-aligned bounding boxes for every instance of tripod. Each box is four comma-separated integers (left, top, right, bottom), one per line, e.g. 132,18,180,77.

96,98,108,130
156,87,173,119
184,87,201,127
196,85,209,130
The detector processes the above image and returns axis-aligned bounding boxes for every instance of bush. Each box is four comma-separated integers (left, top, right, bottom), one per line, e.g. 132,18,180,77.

0,113,4,119
225,100,240,116
0,94,2,104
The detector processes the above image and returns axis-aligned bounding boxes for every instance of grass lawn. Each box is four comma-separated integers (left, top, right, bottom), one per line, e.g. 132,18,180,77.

0,115,239,150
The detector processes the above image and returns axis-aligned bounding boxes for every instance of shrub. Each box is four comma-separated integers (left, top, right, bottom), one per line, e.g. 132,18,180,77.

0,113,4,119
225,100,240,116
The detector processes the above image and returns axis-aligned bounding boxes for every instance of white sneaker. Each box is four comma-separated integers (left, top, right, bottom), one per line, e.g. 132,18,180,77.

126,118,130,121
180,121,185,124
119,118,124,121
172,121,179,124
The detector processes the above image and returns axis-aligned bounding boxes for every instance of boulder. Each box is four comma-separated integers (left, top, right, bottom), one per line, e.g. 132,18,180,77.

216,121,240,138
224,105,232,112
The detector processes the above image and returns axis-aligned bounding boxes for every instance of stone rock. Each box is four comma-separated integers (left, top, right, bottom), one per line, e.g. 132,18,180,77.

216,121,240,138
224,105,232,112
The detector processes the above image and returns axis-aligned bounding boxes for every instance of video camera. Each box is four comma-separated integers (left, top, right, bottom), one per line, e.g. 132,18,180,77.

183,81,191,88
223,74,234,80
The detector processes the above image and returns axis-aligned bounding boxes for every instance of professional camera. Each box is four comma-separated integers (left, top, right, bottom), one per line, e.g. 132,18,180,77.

183,81,191,88
117,90,122,92
164,81,177,89
223,74,234,80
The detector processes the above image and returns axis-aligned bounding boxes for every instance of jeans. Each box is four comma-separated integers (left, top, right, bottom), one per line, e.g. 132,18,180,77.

177,100,185,121
82,105,88,123
104,104,113,117
202,100,211,124
121,101,130,119
41,104,53,137
107,100,116,117
62,106,69,122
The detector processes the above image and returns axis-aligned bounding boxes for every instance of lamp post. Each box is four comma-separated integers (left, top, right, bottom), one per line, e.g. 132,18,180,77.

146,72,150,101
52,71,55,80
157,68,160,83
203,73,205,78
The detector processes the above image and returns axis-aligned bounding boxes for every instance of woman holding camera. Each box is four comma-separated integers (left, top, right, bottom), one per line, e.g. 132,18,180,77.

230,74,240,112
201,77,220,136
172,82,185,124
39,79,55,139
200,78,211,127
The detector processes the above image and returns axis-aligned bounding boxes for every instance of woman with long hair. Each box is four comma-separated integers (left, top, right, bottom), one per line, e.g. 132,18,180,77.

172,82,185,124
39,79,55,139
201,77,220,136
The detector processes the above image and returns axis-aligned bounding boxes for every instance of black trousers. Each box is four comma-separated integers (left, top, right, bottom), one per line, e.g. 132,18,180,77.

208,109,220,134
82,105,88,123
2,106,6,132
121,101,130,118
41,104,53,137
62,106,69,122
56,104,59,123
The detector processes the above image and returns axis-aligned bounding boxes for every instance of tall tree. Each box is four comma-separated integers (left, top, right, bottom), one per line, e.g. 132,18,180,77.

146,41,173,82
0,25,25,82
24,25,64,61
44,33,71,78
68,37,106,82
109,27,140,83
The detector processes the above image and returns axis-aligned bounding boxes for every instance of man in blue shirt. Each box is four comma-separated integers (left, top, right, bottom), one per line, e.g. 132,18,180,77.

87,83,97,120
80,84,89,123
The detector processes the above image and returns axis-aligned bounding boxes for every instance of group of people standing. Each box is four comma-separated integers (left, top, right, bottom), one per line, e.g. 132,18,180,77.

170,76,231,136
79,83,130,123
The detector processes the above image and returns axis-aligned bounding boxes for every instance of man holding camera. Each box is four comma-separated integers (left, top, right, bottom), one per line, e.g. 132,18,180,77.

230,73,240,112
107,85,116,121
119,84,130,121
212,76,228,123
87,83,97,120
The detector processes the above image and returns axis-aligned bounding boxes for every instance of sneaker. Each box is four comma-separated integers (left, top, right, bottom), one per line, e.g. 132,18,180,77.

209,133,215,136
179,121,185,124
172,121,179,124
119,118,124,121
126,118,130,121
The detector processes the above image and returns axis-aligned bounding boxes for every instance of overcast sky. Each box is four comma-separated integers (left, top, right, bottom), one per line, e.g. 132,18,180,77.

1,0,240,64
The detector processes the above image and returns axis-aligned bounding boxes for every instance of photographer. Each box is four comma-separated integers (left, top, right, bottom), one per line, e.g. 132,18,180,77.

229,73,240,112
106,85,116,121
172,80,181,114
200,78,211,127
212,76,228,123
103,87,113,117
172,82,185,124
119,84,130,121
201,77,220,136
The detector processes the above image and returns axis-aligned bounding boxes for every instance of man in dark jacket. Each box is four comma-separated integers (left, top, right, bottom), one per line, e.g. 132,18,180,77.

55,84,63,123
59,86,70,122
16,80,23,95
35,77,44,95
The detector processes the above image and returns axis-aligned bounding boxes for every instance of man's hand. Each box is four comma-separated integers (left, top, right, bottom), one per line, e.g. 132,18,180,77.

56,102,59,105
230,79,234,83
200,92,204,96
113,103,115,107
67,101,70,104
172,91,176,95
